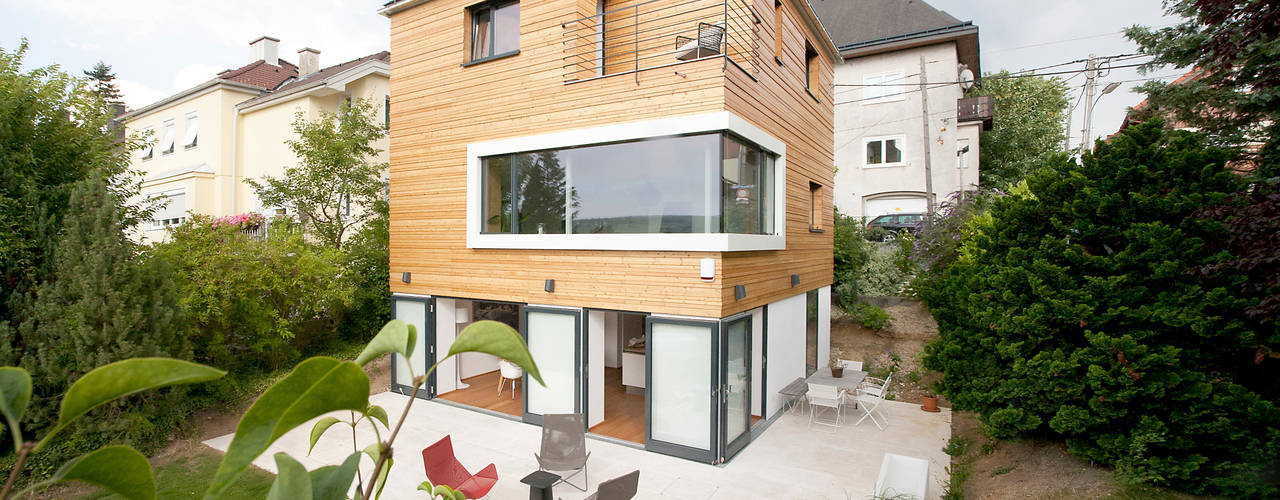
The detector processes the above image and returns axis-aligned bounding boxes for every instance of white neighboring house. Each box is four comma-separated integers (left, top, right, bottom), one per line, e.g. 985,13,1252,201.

812,0,990,220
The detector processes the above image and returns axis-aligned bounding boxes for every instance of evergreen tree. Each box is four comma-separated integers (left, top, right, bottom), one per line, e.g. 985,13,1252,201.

16,171,190,459
83,60,123,108
920,121,1279,496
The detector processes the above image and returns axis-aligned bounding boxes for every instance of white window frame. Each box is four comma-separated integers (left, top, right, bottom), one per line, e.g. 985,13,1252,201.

160,119,176,155
862,70,906,104
182,111,199,150
957,139,970,169
465,111,787,252
146,188,187,231
139,126,155,160
863,135,907,168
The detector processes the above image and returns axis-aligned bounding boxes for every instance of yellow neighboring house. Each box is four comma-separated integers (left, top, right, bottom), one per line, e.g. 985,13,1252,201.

119,36,390,241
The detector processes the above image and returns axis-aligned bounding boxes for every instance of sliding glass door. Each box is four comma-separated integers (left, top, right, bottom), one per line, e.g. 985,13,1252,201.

721,314,752,461
645,317,718,463
522,307,582,425
391,295,435,399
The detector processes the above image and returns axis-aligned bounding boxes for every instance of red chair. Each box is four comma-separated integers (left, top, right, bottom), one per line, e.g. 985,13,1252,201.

422,435,498,498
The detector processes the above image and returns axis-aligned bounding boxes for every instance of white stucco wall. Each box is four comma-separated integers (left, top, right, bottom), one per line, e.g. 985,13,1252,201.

832,42,981,219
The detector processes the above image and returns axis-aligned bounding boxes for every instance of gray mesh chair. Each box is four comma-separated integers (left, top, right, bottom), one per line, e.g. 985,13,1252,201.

583,470,639,500
535,413,591,491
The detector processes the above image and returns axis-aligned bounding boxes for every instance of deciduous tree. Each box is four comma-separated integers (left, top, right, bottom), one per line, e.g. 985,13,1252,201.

967,73,1071,188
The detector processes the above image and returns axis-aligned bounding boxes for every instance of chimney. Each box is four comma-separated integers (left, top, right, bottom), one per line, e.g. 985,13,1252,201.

297,48,321,75
249,36,280,66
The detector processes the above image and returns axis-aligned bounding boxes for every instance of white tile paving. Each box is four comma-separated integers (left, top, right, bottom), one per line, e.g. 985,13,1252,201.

203,392,951,499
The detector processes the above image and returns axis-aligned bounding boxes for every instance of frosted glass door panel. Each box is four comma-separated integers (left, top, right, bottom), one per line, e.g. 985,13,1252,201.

650,322,713,451
393,299,427,388
526,310,578,415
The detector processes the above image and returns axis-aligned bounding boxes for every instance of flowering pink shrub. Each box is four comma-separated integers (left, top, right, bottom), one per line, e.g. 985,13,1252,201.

210,212,266,230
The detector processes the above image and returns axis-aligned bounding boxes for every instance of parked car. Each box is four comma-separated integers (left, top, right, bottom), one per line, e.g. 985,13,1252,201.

867,213,924,240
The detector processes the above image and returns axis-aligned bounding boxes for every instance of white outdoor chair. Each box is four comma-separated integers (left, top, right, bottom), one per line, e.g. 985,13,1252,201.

497,359,523,399
838,359,863,371
807,383,843,432
854,375,891,430
845,369,890,410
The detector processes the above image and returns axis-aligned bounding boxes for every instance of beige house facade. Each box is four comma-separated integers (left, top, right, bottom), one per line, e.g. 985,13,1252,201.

120,36,390,241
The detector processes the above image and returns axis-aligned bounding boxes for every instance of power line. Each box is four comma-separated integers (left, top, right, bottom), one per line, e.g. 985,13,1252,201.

985,24,1176,54
831,62,1155,106
832,60,1151,87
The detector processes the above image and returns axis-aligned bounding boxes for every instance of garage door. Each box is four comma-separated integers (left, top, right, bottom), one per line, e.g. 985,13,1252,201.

864,196,927,220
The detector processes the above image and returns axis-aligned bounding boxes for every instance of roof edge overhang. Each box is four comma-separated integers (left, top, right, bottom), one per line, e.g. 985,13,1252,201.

838,23,980,75
235,60,391,114
120,79,264,122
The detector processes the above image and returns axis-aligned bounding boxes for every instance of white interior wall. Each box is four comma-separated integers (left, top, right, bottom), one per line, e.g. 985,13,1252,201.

455,300,499,380
765,293,806,418
604,312,620,368
588,310,606,427
434,298,459,395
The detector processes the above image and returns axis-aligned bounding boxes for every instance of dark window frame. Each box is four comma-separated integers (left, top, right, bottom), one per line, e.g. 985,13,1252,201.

809,181,824,232
479,131,778,236
467,0,520,64
804,41,819,101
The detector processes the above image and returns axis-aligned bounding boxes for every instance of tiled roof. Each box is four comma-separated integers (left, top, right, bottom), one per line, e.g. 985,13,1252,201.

236,51,391,109
809,0,964,50
218,59,300,90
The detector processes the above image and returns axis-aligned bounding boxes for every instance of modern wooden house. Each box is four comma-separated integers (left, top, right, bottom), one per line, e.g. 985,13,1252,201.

380,0,838,464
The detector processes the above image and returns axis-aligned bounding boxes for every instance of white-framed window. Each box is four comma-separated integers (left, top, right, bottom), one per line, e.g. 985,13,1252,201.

862,70,906,104
864,135,906,168
957,138,970,169
160,119,176,155
138,126,155,160
147,189,187,230
183,111,199,149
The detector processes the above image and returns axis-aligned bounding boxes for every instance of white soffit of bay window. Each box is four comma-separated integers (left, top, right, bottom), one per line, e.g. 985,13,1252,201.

464,111,789,252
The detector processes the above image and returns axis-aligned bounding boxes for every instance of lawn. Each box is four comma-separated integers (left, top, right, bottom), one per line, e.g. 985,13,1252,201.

77,446,273,500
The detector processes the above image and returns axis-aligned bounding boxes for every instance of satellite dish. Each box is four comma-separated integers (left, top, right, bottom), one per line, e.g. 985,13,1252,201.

958,65,976,90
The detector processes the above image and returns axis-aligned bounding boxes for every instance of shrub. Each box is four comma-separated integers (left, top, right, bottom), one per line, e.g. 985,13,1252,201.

852,302,893,332
920,121,1279,496
153,215,354,373
338,199,391,341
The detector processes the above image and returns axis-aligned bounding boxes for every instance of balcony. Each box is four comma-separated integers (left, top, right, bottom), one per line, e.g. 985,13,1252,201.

561,0,761,84
957,95,994,130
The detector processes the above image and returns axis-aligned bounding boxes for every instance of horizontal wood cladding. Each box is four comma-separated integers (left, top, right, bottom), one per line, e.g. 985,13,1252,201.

387,0,833,318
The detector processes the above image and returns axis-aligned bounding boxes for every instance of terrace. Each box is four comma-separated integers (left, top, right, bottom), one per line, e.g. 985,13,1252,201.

204,391,951,499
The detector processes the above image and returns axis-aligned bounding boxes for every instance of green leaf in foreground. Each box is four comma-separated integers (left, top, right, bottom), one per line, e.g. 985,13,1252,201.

205,357,369,499
449,320,544,386
355,319,416,367
365,404,390,430
310,452,361,500
266,453,312,500
419,482,466,500
0,366,32,448
47,358,225,449
308,416,343,455
48,445,155,500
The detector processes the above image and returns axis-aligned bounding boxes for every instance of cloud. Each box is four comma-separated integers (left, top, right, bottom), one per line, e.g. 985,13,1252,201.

172,64,224,92
117,78,168,110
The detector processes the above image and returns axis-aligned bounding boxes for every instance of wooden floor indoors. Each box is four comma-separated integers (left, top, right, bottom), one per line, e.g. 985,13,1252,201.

436,367,761,446
437,370,523,418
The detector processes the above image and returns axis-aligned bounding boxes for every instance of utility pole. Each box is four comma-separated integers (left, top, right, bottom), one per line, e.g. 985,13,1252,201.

919,54,935,214
1080,53,1098,155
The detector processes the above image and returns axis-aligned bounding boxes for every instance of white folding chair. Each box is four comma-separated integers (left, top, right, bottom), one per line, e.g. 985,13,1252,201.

807,383,844,432
846,370,891,410
854,377,891,430
838,359,863,371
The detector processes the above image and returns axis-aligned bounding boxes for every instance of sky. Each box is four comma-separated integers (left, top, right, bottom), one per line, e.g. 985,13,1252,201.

1,0,1180,148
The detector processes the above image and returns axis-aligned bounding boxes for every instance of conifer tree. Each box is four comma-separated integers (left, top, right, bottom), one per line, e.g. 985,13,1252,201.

83,60,123,108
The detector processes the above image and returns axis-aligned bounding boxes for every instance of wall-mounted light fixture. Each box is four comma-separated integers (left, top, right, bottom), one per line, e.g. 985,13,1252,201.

700,258,715,281
544,279,555,293
401,272,411,283
734,284,746,300
791,274,801,286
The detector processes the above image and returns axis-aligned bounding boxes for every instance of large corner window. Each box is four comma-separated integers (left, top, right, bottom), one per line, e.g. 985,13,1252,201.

481,132,776,235
469,1,520,62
